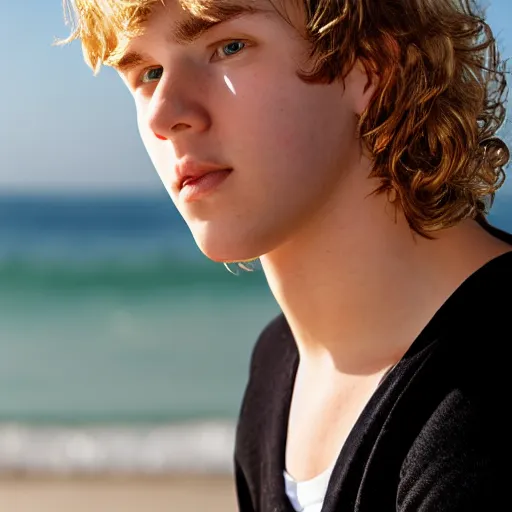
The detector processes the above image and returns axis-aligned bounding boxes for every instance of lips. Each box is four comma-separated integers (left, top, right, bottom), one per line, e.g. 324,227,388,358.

181,170,231,188
179,168,233,203
176,159,232,191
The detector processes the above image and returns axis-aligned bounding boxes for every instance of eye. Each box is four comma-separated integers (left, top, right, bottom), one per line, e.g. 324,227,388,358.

213,40,246,60
223,41,245,56
140,66,163,84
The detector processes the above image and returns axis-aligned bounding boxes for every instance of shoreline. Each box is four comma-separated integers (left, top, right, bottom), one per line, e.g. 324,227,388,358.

0,421,237,474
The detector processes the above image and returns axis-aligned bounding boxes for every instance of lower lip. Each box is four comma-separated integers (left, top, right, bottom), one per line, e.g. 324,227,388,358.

180,169,232,203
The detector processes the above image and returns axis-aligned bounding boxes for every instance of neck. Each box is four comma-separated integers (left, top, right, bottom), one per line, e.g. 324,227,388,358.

260,165,509,375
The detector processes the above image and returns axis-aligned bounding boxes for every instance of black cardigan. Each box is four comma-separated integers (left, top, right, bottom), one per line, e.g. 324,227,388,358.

234,225,512,511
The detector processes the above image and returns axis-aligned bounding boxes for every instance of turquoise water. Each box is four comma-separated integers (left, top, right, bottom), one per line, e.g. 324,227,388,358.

0,194,280,425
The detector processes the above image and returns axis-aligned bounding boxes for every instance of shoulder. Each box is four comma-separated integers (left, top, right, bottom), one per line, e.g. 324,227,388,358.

234,313,297,503
397,385,508,511
247,312,296,375
235,312,296,448
430,251,512,371
397,254,512,512
395,251,512,510
239,312,297,415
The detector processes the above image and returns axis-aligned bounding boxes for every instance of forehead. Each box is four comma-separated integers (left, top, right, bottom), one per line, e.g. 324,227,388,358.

111,0,297,70
142,0,280,42
170,0,275,40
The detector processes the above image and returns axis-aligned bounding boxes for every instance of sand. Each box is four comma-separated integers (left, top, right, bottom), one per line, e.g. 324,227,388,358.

0,474,238,512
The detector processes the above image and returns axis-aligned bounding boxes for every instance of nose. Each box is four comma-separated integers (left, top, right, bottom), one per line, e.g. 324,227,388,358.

146,71,211,140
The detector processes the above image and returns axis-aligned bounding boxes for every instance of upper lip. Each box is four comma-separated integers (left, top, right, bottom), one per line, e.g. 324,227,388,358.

176,159,232,190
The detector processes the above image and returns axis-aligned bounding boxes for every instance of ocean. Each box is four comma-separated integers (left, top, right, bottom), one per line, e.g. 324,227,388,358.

0,192,511,474
0,193,280,474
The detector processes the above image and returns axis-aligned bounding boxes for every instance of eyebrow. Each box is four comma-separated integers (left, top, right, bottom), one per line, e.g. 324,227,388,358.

114,52,151,74
113,3,266,74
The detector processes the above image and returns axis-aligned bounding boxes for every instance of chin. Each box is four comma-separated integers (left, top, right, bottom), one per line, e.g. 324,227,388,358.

191,233,266,264
198,243,260,264
190,216,294,264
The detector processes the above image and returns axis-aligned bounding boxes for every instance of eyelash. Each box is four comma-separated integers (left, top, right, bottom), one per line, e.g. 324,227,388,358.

138,39,248,86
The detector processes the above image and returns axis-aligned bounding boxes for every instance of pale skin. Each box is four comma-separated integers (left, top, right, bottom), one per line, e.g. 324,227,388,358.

116,0,511,481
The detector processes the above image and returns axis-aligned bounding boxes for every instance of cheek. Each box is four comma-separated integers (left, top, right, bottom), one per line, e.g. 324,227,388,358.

222,87,297,155
220,78,358,225
228,78,352,171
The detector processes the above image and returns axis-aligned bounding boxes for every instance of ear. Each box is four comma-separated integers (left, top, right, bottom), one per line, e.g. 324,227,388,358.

346,60,378,116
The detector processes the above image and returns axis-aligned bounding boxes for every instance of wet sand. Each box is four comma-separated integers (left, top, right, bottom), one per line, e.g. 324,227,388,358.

0,474,238,512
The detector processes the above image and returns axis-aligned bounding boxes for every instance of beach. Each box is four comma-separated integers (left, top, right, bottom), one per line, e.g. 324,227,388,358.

0,473,237,512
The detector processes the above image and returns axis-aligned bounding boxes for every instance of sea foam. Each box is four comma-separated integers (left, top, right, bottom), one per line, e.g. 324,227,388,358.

0,420,236,475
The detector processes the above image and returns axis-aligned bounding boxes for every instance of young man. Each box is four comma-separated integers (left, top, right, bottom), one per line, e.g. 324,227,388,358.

61,0,511,510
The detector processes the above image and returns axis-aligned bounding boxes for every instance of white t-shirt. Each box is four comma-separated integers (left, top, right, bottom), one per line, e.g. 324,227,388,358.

283,462,336,512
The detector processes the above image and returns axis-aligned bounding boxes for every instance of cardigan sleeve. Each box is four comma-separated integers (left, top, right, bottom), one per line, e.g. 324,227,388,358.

397,389,505,511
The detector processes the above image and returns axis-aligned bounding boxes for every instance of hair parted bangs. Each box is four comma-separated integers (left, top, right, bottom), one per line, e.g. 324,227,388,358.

59,0,270,71
60,0,510,237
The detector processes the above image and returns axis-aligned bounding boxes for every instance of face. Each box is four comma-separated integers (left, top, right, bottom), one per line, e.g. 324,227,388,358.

117,0,371,263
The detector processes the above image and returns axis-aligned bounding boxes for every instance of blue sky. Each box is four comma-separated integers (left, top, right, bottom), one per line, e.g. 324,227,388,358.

1,1,511,193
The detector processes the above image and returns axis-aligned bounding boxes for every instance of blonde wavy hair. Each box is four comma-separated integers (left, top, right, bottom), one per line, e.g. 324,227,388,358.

60,0,510,237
